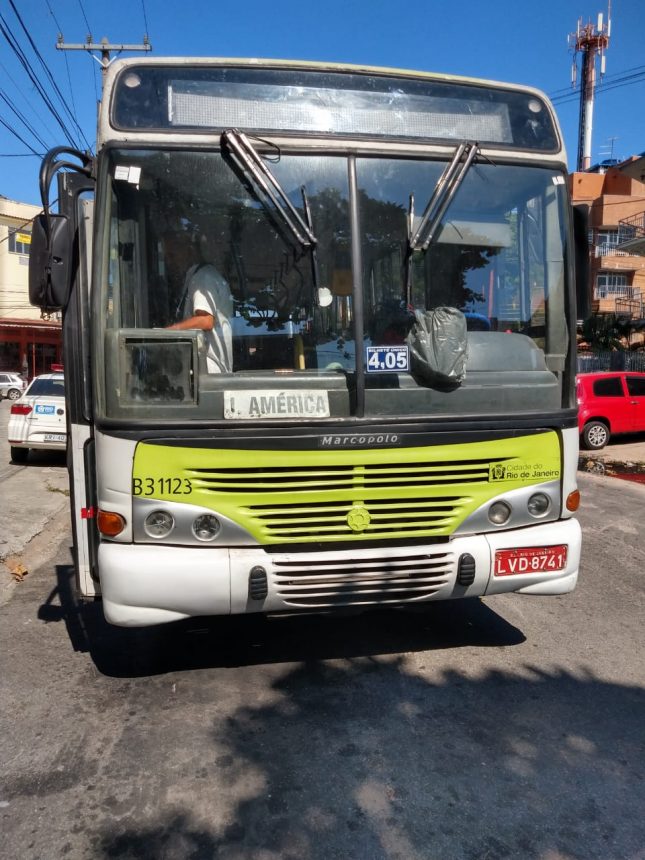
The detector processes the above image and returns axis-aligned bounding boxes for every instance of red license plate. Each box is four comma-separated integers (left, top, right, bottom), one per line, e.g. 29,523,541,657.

494,544,568,576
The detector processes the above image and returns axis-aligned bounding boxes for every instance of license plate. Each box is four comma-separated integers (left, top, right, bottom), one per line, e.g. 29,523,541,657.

494,544,568,576
44,434,66,443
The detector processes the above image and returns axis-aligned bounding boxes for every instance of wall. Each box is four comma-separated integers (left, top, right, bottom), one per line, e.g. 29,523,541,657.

0,196,42,320
0,195,62,375
569,169,645,318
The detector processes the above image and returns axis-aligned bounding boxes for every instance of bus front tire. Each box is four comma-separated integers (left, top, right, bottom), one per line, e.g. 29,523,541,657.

582,420,609,450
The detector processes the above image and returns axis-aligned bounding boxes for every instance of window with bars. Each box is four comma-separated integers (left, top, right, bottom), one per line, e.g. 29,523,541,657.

594,228,626,258
594,272,630,299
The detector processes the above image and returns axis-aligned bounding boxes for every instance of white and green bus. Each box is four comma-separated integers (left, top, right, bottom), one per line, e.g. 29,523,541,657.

30,58,590,626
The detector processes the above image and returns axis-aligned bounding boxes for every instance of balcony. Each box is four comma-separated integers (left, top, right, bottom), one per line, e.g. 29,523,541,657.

592,286,644,319
618,212,645,256
615,292,644,318
593,243,630,258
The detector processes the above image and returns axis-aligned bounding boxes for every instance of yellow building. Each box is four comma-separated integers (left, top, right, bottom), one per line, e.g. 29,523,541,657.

0,195,62,376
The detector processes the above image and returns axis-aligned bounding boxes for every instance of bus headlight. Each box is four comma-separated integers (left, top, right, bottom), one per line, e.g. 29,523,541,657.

192,514,221,541
144,510,175,538
527,492,550,518
488,500,512,525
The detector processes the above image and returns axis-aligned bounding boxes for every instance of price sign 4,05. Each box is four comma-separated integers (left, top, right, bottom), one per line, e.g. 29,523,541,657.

366,346,409,373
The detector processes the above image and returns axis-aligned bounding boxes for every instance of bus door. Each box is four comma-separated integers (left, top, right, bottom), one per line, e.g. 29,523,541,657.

58,171,99,598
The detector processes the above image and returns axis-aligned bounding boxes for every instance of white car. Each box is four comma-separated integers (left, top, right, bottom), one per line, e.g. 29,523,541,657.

0,372,27,401
8,373,66,464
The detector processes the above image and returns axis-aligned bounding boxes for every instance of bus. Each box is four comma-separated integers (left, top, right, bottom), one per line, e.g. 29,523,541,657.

29,58,589,627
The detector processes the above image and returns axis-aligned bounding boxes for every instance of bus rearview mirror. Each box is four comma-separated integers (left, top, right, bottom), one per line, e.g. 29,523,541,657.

28,213,73,312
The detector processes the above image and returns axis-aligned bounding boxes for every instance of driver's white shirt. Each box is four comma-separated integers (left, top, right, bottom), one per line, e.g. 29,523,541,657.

185,263,233,373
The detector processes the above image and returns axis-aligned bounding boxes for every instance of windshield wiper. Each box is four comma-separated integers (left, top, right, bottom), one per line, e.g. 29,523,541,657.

408,140,480,253
405,140,479,303
221,129,316,252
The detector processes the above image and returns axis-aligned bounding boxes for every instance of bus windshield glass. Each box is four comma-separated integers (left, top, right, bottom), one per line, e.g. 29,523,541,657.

99,147,571,419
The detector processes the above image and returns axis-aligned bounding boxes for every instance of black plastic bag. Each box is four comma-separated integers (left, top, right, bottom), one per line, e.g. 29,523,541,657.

405,307,468,386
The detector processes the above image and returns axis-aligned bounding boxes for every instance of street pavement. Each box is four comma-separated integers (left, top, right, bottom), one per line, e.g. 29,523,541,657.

1,471,644,860
578,433,645,480
0,400,68,600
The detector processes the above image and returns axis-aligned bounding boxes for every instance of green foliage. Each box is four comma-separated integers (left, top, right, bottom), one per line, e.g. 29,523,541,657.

580,314,631,350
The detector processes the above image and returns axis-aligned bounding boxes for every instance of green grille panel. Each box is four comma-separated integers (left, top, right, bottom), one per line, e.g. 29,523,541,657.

133,432,561,545
243,497,467,540
190,459,492,491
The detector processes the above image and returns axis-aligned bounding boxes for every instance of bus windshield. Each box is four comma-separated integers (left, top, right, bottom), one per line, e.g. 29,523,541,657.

100,146,571,419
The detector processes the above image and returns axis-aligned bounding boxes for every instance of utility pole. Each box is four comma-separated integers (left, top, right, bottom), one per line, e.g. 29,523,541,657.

56,35,152,90
569,5,611,172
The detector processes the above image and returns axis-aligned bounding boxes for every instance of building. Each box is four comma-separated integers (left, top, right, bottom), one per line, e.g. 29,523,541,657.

569,154,645,327
0,195,62,377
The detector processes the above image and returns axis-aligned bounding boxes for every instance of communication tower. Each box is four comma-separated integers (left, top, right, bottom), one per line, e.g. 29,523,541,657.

569,5,611,171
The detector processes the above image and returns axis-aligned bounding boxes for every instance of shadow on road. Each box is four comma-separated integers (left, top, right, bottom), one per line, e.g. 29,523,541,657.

94,663,642,860
39,563,525,677
6,449,67,468
31,569,645,859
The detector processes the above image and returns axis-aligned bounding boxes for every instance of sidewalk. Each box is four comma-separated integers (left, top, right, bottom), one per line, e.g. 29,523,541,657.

578,433,645,477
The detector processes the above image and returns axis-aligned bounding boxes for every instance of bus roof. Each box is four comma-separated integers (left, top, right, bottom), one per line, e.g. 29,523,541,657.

104,55,550,101
99,57,563,159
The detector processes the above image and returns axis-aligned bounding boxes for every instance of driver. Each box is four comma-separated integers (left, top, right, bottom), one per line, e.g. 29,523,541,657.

165,232,234,373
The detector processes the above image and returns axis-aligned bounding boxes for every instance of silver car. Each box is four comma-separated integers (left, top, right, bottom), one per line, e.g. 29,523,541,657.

0,372,26,401
8,373,66,464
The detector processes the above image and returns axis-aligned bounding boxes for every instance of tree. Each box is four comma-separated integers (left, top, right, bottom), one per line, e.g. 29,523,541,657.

580,314,631,351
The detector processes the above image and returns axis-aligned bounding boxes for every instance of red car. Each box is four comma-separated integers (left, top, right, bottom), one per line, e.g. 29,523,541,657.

577,371,645,449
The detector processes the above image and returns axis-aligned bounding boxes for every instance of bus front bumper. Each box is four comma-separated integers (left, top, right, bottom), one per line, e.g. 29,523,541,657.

98,518,581,626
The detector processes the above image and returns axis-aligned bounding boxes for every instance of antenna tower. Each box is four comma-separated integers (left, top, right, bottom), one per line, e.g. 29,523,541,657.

569,4,611,171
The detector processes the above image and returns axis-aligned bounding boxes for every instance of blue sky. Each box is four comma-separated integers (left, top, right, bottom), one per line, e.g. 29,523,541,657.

1,0,644,205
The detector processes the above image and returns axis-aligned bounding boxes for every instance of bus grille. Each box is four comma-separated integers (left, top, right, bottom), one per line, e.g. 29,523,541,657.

191,459,484,540
144,431,562,545
270,550,454,607
192,458,492,492
243,497,468,539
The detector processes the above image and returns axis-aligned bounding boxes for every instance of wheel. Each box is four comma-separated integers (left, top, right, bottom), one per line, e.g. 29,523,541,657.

582,420,610,450
7,388,21,401
10,446,29,464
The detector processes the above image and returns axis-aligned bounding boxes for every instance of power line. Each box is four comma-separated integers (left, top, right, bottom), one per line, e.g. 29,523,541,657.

0,208,59,248
554,68,645,103
552,70,645,106
7,0,91,150
0,58,59,143
75,0,99,100
548,63,645,100
0,88,50,151
0,12,78,150
44,0,81,136
0,116,43,157
77,0,92,34
141,0,150,37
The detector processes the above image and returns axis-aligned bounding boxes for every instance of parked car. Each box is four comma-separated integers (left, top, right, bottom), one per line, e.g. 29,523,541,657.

7,372,66,463
577,371,645,449
0,372,27,401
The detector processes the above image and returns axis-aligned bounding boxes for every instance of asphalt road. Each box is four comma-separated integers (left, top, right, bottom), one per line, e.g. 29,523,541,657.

1,419,644,860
